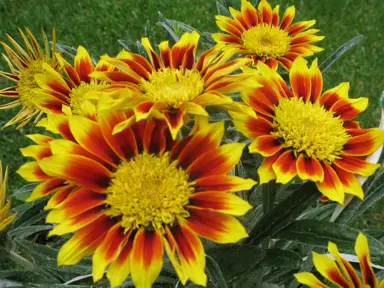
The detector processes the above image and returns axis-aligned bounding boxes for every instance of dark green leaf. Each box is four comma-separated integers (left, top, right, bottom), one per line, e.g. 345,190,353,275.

11,199,46,229
9,225,53,239
261,249,301,269
247,182,320,245
216,1,231,17
117,39,133,51
302,203,337,221
207,244,265,282
156,22,180,42
319,35,363,73
277,219,384,255
232,266,263,288
335,170,384,225
206,255,228,288
54,43,77,59
0,270,57,284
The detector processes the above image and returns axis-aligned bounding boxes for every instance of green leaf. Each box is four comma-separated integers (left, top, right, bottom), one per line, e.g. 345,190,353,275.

0,270,57,284
11,199,46,229
156,22,180,42
261,249,301,269
206,255,228,288
319,35,363,73
117,38,133,51
8,225,53,239
12,183,38,201
54,43,77,59
246,182,320,245
232,266,263,288
216,1,231,17
302,203,337,221
206,244,265,282
335,170,384,225
277,219,384,255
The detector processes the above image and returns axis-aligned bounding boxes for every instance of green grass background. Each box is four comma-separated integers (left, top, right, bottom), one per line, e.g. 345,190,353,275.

0,0,382,227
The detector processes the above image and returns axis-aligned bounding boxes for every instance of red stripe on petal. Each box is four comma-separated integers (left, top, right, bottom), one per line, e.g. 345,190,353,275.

163,109,184,140
159,41,171,67
74,46,94,83
333,165,363,199
272,150,297,184
26,178,65,202
258,152,281,184
333,154,380,177
249,135,283,156
296,154,324,182
38,154,113,192
290,57,311,102
185,207,248,243
319,82,350,110
280,5,295,30
131,228,164,288
330,97,368,121
194,175,256,192
309,59,323,103
316,163,344,203
343,129,384,156
45,185,76,210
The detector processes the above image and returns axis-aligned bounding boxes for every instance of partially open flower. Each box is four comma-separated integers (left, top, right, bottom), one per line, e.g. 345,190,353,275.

0,162,17,232
91,31,257,139
0,27,58,128
295,233,384,288
17,108,256,288
212,0,324,70
230,56,384,203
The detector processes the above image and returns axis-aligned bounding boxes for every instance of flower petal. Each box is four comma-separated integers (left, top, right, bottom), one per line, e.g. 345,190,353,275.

290,56,311,102
343,129,384,156
130,228,164,288
189,192,253,215
26,178,65,202
272,150,298,184
57,214,113,266
38,154,113,192
74,46,94,82
163,109,184,140
171,224,207,286
17,162,51,182
249,135,283,156
92,223,130,283
194,175,256,192
330,97,368,121
333,165,364,199
309,58,323,103
258,152,281,184
316,163,344,203
296,154,324,182
355,233,379,288
294,272,329,288
280,5,295,30
333,154,380,177
185,207,248,243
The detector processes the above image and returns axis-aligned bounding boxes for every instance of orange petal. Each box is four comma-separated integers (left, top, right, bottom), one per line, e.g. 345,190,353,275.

17,162,51,182
309,58,323,103
296,154,324,182
26,178,65,202
355,233,379,288
290,56,311,102
171,224,207,286
258,0,273,24
163,109,184,140
141,38,162,70
130,228,164,288
258,152,281,184
20,145,52,160
134,101,155,121
333,154,380,177
330,97,368,121
316,162,344,203
69,115,119,167
176,122,224,169
74,46,94,82
241,0,259,27
280,5,295,30
287,20,316,36
45,185,76,210
249,135,283,156
194,175,256,192
232,115,274,140
26,134,54,145
56,53,81,86
272,150,298,184
312,251,352,287
107,237,134,288
187,143,245,180
319,82,350,110
294,272,329,288
343,129,384,156
159,41,171,67
92,223,130,283
189,192,253,215
38,154,113,192
57,214,113,266
271,5,280,26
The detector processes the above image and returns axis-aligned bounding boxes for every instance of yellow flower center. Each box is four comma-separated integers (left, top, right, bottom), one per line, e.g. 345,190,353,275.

17,60,48,109
106,153,194,231
140,68,204,108
242,24,291,59
272,98,350,162
69,81,109,116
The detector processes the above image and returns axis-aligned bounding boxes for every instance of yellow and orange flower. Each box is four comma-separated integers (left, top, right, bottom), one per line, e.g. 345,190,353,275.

91,31,257,139
230,56,384,203
17,108,256,287
0,27,57,128
0,162,17,232
295,233,384,288
212,0,324,70
34,46,122,120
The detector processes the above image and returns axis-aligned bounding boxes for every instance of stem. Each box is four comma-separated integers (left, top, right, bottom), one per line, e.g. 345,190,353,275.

261,181,277,248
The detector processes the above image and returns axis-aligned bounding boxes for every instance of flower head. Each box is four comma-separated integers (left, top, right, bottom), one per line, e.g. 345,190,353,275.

91,31,257,139
0,162,17,232
34,46,122,120
17,109,256,288
230,56,384,203
212,0,324,70
0,27,58,128
295,233,384,288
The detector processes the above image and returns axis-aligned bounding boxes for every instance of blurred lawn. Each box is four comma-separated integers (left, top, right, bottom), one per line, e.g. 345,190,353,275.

0,0,382,227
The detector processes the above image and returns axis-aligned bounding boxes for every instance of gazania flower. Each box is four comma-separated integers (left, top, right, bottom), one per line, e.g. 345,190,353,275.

230,56,384,203
34,45,122,120
295,233,384,287
17,108,256,288
0,27,57,128
91,31,256,139
212,0,324,70
0,162,17,232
